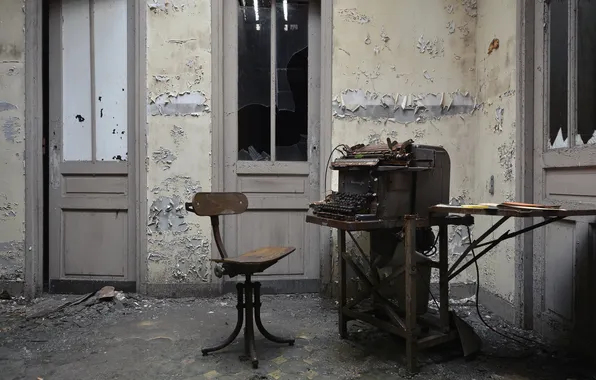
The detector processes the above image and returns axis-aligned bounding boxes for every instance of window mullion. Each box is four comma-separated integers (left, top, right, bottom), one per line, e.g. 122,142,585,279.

568,0,578,146
270,0,277,161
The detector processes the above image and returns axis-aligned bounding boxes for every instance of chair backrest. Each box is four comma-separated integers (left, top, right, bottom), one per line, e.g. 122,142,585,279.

190,192,248,216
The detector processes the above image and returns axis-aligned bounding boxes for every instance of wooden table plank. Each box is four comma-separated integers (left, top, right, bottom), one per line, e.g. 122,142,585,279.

429,204,596,218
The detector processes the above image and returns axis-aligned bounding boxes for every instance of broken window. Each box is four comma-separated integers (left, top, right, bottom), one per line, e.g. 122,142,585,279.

577,0,596,145
548,0,568,149
547,0,596,149
237,0,309,161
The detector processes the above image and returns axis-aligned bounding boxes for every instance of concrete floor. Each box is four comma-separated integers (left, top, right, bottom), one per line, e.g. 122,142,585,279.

0,291,594,380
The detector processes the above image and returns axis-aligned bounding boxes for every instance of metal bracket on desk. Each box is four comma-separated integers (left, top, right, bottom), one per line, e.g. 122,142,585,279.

447,216,565,282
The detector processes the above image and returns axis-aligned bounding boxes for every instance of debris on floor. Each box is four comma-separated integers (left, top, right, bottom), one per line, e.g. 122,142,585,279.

0,292,594,379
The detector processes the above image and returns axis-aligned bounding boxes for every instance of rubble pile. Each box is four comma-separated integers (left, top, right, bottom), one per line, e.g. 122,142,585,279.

0,286,162,333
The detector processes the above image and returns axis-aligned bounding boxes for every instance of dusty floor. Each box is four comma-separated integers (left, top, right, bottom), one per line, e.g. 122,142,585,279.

0,291,594,380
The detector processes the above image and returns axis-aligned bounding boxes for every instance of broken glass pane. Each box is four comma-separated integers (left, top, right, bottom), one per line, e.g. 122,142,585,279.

577,0,596,145
548,0,569,149
275,0,309,162
237,0,272,161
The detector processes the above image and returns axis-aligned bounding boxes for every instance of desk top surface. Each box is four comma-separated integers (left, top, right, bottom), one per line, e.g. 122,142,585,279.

305,214,473,231
429,204,596,218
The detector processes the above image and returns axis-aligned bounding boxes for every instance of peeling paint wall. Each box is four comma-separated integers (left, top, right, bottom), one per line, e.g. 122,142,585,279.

331,0,481,290
0,1,25,284
329,0,518,311
472,0,517,306
146,0,213,285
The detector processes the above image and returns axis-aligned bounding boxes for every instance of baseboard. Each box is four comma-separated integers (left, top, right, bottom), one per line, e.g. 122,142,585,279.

223,279,321,295
429,282,515,324
0,280,24,297
144,283,223,298
478,287,515,324
144,279,320,298
49,280,136,295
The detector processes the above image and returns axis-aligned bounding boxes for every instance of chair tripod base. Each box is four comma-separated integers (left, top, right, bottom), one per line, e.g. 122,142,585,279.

201,277,295,369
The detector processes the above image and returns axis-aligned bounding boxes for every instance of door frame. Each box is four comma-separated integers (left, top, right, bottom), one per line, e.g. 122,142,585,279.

514,0,536,330
210,0,334,292
23,0,148,297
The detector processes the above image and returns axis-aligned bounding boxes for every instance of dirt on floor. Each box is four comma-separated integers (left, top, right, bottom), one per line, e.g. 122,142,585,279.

0,289,595,380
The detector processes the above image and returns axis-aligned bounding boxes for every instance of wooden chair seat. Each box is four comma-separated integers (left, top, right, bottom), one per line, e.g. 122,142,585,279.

212,246,295,266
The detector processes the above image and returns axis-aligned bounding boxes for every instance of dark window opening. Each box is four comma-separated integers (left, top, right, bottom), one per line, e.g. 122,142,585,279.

548,0,569,148
237,0,309,162
577,0,596,145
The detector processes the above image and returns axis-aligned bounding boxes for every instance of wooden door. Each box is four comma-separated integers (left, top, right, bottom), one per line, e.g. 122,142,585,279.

533,0,596,347
222,0,321,291
47,0,137,292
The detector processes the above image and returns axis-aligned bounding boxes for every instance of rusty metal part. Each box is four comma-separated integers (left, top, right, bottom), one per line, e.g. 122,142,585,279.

213,263,225,278
188,192,248,216
330,158,380,168
187,192,296,369
305,213,474,374
201,277,294,369
310,191,375,220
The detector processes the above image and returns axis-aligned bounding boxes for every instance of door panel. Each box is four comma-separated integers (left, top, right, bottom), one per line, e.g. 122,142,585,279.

533,0,596,346
47,0,136,290
223,0,321,287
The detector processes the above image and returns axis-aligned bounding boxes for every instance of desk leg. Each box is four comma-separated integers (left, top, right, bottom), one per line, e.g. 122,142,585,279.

439,224,450,332
339,229,348,339
404,215,418,373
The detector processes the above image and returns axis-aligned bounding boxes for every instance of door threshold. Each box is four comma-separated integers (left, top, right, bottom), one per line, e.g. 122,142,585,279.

49,280,136,295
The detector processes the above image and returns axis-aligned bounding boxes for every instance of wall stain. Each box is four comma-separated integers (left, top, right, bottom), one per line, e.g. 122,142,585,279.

0,102,17,113
498,141,515,182
337,8,370,24
2,116,20,143
0,240,24,281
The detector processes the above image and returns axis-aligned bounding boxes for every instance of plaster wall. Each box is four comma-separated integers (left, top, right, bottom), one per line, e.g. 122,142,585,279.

145,0,214,286
472,0,517,307
0,0,520,310
0,1,26,286
330,0,482,289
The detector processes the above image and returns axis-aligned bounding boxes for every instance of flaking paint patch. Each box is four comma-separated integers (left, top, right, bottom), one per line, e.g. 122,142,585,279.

0,102,17,113
416,35,445,58
494,106,504,133
498,141,515,182
333,89,477,123
148,195,188,234
0,240,24,281
0,200,17,220
147,0,184,13
337,8,370,24
152,147,177,170
2,116,20,143
170,125,186,146
152,175,202,199
147,233,211,283
462,0,478,17
149,91,210,117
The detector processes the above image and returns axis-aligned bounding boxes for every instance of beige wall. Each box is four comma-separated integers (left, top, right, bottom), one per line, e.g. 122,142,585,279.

330,0,518,308
0,1,26,285
331,0,479,286
145,0,214,285
0,0,518,309
473,0,517,305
